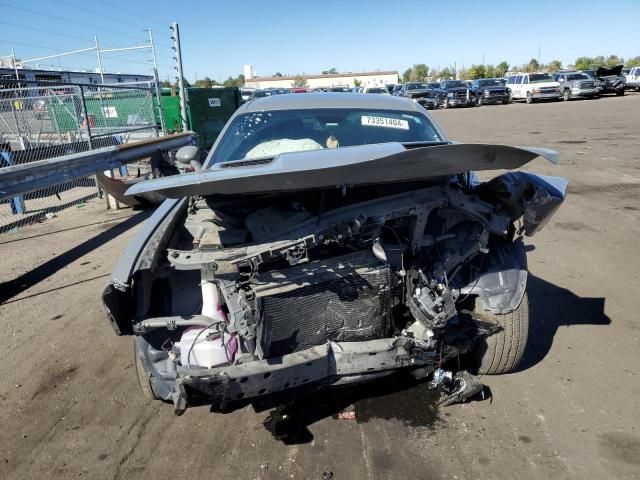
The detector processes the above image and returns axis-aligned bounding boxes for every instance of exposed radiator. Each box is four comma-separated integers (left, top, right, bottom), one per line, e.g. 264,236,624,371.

255,251,393,358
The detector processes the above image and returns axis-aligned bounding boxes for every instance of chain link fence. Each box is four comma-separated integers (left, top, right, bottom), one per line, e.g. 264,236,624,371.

0,80,159,234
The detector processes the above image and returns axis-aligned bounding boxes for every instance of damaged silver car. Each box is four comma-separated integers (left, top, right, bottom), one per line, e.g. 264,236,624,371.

102,94,567,414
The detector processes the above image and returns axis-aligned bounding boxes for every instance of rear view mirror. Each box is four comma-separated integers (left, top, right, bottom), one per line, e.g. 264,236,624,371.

175,145,202,171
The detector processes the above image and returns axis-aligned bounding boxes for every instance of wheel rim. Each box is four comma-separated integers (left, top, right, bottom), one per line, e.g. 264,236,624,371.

564,90,570,101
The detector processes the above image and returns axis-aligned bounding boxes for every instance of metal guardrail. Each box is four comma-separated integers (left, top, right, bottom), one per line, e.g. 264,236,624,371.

0,132,195,201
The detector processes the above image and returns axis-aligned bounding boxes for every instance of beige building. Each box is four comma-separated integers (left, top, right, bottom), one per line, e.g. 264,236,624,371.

244,70,399,89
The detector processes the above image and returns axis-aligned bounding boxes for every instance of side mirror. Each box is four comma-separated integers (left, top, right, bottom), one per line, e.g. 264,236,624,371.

175,145,202,171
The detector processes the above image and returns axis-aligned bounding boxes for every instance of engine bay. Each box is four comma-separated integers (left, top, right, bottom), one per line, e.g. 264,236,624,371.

101,172,567,413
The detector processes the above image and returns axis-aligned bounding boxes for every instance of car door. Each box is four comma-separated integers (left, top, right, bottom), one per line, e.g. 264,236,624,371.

556,74,566,89
521,75,529,96
512,75,522,98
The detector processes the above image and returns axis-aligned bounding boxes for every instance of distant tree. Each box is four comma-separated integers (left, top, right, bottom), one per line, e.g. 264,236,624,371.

605,54,623,67
496,61,509,76
161,80,172,88
354,79,362,87
574,56,592,70
411,63,429,81
322,68,338,75
182,77,191,88
222,74,245,87
526,58,540,72
486,65,500,77
194,76,218,88
274,72,283,77
439,67,453,80
547,60,562,72
626,56,640,67
292,75,308,87
466,64,487,79
402,68,412,83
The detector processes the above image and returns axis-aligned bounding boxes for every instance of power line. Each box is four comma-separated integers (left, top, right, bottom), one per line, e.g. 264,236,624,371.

0,2,145,43
0,20,125,49
53,0,156,34
0,39,95,57
97,0,168,29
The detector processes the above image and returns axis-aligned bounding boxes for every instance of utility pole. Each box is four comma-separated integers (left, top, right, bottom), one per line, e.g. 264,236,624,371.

171,22,188,131
11,47,19,81
147,28,166,135
94,35,105,84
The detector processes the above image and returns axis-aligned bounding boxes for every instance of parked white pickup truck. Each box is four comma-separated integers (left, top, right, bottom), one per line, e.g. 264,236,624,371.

505,73,562,104
626,67,640,91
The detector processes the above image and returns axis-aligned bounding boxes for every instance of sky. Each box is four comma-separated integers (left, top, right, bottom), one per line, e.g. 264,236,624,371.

1,0,639,82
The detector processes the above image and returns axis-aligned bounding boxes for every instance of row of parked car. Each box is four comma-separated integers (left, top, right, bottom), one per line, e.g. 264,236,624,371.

240,65,639,108
388,65,636,110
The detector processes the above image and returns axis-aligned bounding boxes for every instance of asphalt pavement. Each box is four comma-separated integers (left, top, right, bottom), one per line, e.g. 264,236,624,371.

1,93,639,480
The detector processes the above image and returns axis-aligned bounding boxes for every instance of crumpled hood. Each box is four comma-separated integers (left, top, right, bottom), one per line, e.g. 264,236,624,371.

126,143,558,198
596,65,623,78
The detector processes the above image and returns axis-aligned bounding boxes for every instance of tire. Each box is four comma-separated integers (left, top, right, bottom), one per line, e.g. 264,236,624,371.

470,293,530,375
616,89,625,96
525,92,533,104
563,89,571,101
134,339,161,401
477,96,483,106
443,98,449,109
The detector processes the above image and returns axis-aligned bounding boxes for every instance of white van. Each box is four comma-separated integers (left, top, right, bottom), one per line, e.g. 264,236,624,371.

505,73,562,104
626,67,640,91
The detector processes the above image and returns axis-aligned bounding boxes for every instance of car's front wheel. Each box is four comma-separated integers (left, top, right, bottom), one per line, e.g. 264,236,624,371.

563,89,571,101
526,92,534,104
469,293,530,375
616,88,625,96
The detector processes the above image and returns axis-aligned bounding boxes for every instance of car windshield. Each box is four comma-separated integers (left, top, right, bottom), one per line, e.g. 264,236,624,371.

529,74,554,83
444,81,467,88
365,88,388,94
210,108,444,164
252,90,272,98
567,73,588,81
478,79,503,87
406,83,428,90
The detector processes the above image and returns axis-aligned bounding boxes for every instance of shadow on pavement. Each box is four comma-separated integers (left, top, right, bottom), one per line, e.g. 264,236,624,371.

0,214,135,245
518,273,611,371
256,372,446,445
258,273,610,444
0,211,149,304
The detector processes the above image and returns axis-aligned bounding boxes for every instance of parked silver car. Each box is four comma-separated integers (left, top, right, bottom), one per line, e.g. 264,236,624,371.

553,72,599,101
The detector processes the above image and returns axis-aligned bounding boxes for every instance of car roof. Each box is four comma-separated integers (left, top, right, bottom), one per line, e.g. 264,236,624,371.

239,92,425,113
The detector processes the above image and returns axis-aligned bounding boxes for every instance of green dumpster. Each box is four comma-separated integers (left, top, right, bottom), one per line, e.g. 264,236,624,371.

186,87,241,150
156,87,241,150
